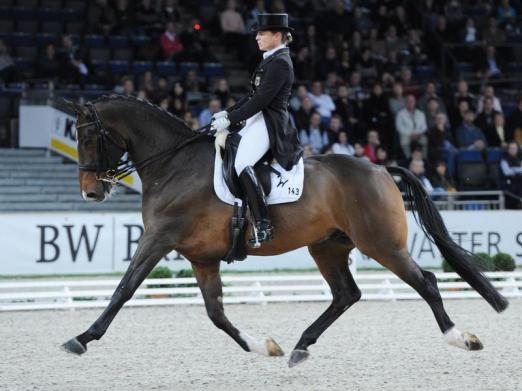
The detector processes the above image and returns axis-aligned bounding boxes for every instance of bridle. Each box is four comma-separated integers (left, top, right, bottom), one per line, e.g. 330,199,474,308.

76,103,212,184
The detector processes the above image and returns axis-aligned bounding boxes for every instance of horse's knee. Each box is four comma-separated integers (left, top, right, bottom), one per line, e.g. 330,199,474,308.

332,287,361,312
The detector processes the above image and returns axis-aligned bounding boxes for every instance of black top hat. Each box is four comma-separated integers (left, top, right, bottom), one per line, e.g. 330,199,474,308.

252,13,294,32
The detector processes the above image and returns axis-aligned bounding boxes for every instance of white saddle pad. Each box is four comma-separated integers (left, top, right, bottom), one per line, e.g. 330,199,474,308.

213,151,304,206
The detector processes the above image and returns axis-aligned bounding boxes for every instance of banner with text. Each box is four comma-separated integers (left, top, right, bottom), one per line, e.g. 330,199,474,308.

0,211,521,275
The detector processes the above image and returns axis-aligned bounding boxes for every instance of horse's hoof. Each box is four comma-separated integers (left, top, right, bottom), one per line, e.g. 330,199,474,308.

60,337,87,356
288,349,309,368
463,332,483,351
266,337,284,357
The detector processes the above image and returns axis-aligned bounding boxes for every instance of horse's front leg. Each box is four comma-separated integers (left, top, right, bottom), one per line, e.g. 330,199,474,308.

61,232,171,355
191,261,284,357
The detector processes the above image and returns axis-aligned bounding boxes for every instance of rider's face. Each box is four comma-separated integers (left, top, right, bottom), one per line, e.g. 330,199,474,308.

256,30,281,51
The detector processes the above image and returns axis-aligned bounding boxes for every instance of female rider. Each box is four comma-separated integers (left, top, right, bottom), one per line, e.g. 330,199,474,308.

211,13,303,247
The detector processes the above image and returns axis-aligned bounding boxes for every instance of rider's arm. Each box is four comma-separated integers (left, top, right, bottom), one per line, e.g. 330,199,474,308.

227,59,289,125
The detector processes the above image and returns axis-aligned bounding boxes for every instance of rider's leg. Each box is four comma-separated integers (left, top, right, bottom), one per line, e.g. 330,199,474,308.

234,112,272,246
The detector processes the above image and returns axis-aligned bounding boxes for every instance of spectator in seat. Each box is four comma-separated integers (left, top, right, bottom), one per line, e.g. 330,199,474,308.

454,80,476,112
220,0,245,55
57,35,89,85
506,98,522,143
500,141,522,208
160,21,184,60
87,0,116,35
456,110,487,150
363,130,381,163
183,69,206,93
475,97,502,147
308,80,336,122
115,76,135,96
136,0,163,36
365,83,392,147
477,85,502,113
331,131,355,156
477,45,503,80
289,84,308,112
213,78,231,109
317,47,340,78
461,17,479,44
409,159,433,193
325,115,344,145
482,17,506,46
425,98,447,130
334,85,357,132
292,95,317,132
427,113,457,177
113,0,134,35
493,112,508,147
418,81,447,115
353,142,369,160
395,94,428,158
388,82,406,118
160,0,181,24
35,43,61,80
430,160,456,193
498,0,517,27
0,40,19,83
375,146,390,165
198,97,222,127
183,111,200,131
299,112,329,154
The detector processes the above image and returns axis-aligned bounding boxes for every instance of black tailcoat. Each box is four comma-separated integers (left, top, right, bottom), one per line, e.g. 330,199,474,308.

227,47,303,170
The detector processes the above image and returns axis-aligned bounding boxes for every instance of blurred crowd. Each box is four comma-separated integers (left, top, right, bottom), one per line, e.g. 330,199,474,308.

1,0,522,206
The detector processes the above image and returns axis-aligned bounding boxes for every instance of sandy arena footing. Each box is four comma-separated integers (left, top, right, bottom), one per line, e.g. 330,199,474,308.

1,299,521,391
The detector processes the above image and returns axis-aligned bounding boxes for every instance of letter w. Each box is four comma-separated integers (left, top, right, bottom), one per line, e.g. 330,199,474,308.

63,225,103,262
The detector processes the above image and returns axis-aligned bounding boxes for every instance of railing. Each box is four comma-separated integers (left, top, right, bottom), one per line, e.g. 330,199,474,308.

1,272,520,311
402,190,505,210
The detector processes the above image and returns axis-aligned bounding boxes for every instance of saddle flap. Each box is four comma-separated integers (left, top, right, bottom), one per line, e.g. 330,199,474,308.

221,133,272,198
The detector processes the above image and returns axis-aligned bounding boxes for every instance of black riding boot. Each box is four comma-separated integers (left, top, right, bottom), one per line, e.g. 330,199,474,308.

238,166,273,247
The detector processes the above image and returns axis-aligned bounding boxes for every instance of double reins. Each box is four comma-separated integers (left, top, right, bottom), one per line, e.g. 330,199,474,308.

77,102,212,184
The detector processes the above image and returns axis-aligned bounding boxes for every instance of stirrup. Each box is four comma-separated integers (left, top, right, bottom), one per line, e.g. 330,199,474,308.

248,224,273,248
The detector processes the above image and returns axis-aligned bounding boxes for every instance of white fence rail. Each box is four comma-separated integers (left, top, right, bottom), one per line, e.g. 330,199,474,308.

1,272,521,311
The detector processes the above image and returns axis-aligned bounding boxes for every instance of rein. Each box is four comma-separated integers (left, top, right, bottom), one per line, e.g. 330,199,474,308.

77,102,212,184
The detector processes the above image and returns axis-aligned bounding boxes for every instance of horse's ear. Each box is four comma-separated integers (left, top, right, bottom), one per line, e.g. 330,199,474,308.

63,98,89,117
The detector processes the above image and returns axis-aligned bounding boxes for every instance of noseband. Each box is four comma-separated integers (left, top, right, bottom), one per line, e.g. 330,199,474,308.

76,103,212,184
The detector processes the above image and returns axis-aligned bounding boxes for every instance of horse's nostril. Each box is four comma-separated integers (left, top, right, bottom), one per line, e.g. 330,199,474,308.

86,192,98,198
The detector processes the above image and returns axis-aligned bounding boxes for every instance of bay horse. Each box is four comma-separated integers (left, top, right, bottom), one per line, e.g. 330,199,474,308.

61,96,508,367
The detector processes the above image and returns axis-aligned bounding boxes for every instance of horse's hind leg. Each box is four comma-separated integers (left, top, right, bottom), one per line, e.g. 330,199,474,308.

289,238,360,368
191,260,284,357
373,248,483,351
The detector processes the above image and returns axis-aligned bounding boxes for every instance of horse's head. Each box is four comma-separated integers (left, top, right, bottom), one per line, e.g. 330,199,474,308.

65,100,127,202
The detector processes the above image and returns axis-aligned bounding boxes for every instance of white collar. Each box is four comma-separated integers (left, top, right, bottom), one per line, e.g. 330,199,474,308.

263,44,286,59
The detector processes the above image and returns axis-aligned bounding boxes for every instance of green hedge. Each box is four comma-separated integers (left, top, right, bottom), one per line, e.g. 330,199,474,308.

148,266,173,279
442,252,497,272
493,253,516,271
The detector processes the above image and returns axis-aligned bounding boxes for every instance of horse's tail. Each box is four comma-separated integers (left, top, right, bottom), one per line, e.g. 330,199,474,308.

386,165,508,313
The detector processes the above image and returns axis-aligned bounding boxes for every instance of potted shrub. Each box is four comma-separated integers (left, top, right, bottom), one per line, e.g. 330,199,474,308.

493,253,516,272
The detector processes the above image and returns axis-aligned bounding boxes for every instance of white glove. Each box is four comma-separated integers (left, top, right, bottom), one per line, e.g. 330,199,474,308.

212,110,228,120
211,115,230,133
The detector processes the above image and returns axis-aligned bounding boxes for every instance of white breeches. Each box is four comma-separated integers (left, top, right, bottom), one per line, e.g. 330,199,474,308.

234,111,270,175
